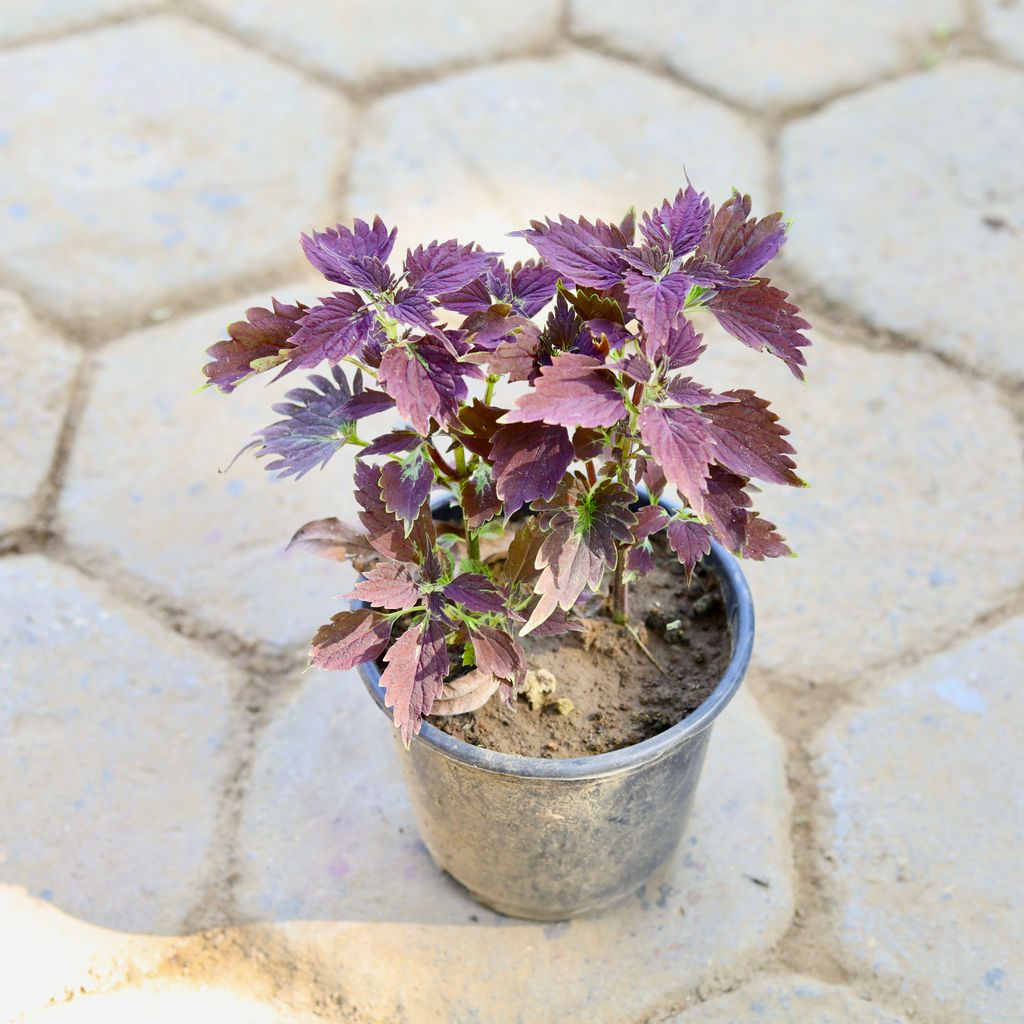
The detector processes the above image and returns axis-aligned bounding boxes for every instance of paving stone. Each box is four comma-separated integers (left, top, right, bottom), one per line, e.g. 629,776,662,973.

980,0,1024,64
571,0,962,111
692,319,1024,684
781,60,1024,378
349,50,769,261
0,887,166,1023
816,618,1024,1022
238,673,791,1022
0,0,159,46
22,986,320,1024
0,555,240,934
666,974,909,1022
0,292,80,534
0,17,351,338
196,0,562,88
56,290,386,650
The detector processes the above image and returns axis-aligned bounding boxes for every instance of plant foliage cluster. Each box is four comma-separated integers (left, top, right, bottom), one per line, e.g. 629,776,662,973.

204,182,811,743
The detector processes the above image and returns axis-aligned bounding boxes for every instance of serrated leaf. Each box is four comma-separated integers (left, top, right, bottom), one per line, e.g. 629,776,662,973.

302,217,398,285
703,389,803,486
281,292,376,374
360,429,422,457
378,341,477,434
665,518,712,580
471,624,527,696
380,619,450,746
664,377,735,407
343,562,420,610
404,240,497,295
517,214,626,289
310,608,393,671
490,421,574,517
697,193,786,279
380,449,432,530
354,460,435,563
710,278,810,379
638,404,715,516
202,298,305,392
462,466,501,529
660,316,705,368
639,183,712,258
443,573,504,613
558,282,626,325
287,517,379,571
625,270,690,355
501,353,626,429
246,366,353,479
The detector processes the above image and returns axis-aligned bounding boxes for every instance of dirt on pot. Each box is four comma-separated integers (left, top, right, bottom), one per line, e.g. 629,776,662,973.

432,536,731,758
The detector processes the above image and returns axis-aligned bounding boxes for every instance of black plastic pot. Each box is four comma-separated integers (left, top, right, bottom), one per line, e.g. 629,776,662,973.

357,495,754,920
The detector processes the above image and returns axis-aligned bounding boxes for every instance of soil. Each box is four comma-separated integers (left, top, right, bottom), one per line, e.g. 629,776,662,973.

432,535,732,758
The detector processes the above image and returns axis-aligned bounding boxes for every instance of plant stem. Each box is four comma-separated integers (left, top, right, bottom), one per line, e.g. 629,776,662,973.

611,544,628,624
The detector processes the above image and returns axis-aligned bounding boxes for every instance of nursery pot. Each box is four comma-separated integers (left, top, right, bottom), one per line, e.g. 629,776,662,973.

357,495,754,920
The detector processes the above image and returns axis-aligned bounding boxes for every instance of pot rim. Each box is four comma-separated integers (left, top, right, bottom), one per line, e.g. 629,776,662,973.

359,494,754,781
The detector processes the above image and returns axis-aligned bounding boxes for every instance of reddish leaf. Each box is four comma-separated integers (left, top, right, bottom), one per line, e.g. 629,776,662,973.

491,421,574,516
700,466,789,558
660,316,705,369
710,278,810,379
443,573,504,613
665,519,712,579
203,298,305,392
343,562,419,610
631,503,669,542
502,354,626,429
380,620,450,745
452,399,507,459
380,451,432,530
742,513,792,560
287,517,379,571
638,405,715,516
354,461,434,562
282,292,376,373
483,330,542,382
665,377,735,407
697,193,786,279
501,518,545,586
703,389,803,486
361,430,422,457
310,608,392,671
462,467,501,529
378,342,477,434
471,624,527,692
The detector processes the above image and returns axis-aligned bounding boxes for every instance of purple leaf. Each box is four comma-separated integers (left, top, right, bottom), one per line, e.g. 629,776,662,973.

484,328,543,382
287,517,379,571
343,562,420,610
462,306,539,352
640,183,712,257
510,260,561,316
517,215,627,289
203,298,305,392
631,503,669,542
377,342,477,434
471,624,527,692
523,605,584,638
281,292,375,373
360,429,422,457
437,276,492,315
703,389,803,486
625,270,690,354
404,240,496,295
697,193,787,279
710,278,811,379
301,217,397,284
452,400,506,459
702,466,791,559
246,366,353,479
678,254,742,288
384,287,442,337
490,421,574,517
462,467,501,529
665,377,735,407
638,405,715,516
523,477,637,634
443,573,504,613
310,608,393,671
380,619,450,745
501,353,626,429
380,450,433,529
665,519,712,579
660,316,705,369
354,460,435,563
337,388,394,421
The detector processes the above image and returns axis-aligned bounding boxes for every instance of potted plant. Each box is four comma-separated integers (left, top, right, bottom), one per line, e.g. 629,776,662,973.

202,182,810,919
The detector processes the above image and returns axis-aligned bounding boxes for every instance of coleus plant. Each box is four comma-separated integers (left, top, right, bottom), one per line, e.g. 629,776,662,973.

203,183,810,745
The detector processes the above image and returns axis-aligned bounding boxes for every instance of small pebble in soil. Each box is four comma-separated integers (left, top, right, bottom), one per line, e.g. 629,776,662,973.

693,593,722,616
554,697,574,716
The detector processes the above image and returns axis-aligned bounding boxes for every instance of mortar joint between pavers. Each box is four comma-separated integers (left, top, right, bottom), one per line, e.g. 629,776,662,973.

0,4,163,55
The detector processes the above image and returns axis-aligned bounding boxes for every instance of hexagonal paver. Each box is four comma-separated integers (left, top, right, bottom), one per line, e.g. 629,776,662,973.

0,887,167,1023
0,16,351,338
22,986,321,1024
196,0,562,88
0,555,240,934
980,0,1024,64
0,291,80,534
349,50,769,259
692,319,1024,684
665,975,909,1022
570,0,962,111
0,1,159,46
782,60,1024,378
816,618,1024,1022
57,290,385,650
237,672,792,1022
